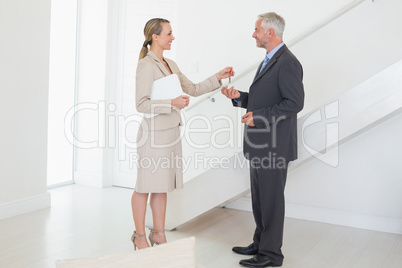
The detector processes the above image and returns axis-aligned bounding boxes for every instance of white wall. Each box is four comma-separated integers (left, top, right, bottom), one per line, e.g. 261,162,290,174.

0,0,51,219
174,0,359,106
286,111,402,234
292,0,402,116
174,0,402,114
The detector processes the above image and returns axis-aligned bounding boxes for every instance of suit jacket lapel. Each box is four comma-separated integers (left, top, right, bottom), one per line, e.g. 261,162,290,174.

253,61,263,82
147,51,171,76
252,58,277,83
251,45,288,85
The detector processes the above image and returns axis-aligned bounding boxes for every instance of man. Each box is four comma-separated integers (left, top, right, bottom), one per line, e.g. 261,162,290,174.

221,12,304,267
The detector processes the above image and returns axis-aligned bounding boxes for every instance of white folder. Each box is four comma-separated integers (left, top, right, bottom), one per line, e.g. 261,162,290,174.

144,74,184,118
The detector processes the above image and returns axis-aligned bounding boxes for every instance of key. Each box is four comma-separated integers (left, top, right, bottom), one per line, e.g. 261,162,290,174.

229,67,232,83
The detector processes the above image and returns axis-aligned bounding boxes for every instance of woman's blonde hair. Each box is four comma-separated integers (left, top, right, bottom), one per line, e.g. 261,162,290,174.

138,18,170,60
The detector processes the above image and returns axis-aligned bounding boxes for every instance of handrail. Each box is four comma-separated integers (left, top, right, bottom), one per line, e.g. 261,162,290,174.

186,0,367,111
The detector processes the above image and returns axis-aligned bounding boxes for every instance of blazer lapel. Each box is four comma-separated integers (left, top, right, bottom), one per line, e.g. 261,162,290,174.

251,45,288,85
253,61,263,82
252,58,277,83
147,51,171,76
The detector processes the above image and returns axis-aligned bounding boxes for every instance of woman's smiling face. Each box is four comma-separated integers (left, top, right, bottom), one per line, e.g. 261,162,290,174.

154,22,175,51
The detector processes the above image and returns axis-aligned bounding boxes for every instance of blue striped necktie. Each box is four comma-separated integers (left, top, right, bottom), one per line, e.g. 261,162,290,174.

259,53,269,73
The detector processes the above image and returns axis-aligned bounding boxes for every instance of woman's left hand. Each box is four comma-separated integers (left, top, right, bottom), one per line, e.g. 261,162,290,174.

216,67,234,81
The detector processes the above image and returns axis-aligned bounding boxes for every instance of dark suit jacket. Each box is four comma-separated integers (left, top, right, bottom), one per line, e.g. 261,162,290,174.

232,45,304,162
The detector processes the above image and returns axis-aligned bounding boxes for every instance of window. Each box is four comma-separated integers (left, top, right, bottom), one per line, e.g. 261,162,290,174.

47,0,78,186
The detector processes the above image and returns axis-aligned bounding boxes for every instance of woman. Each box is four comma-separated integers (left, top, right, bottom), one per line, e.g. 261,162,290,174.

131,18,233,250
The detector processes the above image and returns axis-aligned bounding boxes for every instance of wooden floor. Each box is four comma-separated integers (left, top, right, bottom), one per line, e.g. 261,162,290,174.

0,185,401,268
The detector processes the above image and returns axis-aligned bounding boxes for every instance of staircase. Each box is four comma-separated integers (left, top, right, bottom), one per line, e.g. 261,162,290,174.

146,0,402,230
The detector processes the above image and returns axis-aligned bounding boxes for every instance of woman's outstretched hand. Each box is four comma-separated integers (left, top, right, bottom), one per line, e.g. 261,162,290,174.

221,85,240,99
171,95,190,109
216,67,234,81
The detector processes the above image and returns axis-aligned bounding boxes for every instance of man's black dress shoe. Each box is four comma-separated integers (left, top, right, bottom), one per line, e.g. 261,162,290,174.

232,243,258,255
239,253,282,267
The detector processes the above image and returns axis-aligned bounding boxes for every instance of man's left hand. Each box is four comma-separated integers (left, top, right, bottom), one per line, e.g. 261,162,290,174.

241,112,255,127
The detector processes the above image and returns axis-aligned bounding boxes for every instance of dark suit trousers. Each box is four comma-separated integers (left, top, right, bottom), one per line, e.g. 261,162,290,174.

250,160,288,264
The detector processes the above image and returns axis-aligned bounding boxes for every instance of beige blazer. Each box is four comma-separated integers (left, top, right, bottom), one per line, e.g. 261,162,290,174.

136,51,221,130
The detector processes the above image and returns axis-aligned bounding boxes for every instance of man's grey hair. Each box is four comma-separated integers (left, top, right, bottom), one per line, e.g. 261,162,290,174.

258,12,285,39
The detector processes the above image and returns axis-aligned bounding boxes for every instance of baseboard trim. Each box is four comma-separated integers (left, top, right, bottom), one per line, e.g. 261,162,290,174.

224,196,252,211
226,197,402,235
286,203,402,235
0,193,51,221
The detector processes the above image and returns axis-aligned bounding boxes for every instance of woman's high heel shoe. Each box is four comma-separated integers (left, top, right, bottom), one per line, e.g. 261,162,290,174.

149,228,165,246
130,231,146,250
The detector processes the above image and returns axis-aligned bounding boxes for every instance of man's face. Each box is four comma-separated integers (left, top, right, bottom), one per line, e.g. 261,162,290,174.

252,19,269,49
